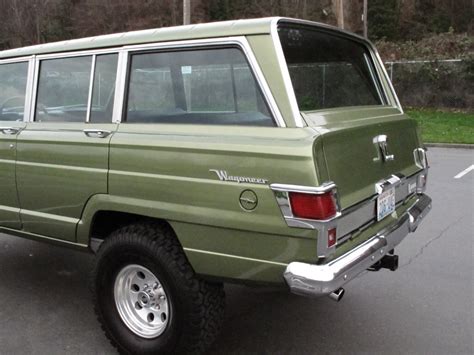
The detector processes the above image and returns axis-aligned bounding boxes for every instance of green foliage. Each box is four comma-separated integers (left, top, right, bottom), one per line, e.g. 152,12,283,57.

209,0,233,21
406,109,474,144
387,59,473,110
376,33,474,61
368,0,400,41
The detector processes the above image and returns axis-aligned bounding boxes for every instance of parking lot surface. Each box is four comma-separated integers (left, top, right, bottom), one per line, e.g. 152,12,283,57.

0,147,472,354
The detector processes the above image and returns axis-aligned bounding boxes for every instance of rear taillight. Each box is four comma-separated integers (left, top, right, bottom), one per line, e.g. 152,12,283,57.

289,191,337,220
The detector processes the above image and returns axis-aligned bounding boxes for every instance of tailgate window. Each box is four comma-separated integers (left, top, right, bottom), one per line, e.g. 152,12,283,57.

278,24,386,111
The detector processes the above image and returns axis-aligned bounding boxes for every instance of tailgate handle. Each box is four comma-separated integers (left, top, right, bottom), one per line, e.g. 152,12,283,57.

373,135,395,162
83,129,111,139
0,127,21,135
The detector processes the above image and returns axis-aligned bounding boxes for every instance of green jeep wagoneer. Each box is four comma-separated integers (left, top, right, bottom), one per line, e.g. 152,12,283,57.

0,17,431,354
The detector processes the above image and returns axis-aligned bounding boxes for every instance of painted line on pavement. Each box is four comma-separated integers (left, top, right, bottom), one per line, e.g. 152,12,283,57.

454,165,474,179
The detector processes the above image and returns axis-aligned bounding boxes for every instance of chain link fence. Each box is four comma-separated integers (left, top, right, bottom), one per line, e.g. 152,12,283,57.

384,59,473,111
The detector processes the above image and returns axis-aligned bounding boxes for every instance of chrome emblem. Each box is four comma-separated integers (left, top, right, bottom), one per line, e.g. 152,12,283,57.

373,135,394,162
210,169,268,184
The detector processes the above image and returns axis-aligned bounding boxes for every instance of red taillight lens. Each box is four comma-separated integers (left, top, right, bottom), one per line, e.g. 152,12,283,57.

289,191,337,220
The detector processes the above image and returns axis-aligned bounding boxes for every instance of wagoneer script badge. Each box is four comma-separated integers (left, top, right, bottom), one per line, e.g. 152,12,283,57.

210,169,268,184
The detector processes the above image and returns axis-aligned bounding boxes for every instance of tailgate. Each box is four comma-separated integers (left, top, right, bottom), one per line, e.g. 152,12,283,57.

313,113,421,209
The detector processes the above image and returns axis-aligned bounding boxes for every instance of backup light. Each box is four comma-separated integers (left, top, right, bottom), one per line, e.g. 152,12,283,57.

328,228,337,248
289,191,337,220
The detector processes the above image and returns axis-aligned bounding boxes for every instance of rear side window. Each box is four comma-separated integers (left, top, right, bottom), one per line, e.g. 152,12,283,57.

35,54,118,123
35,56,92,122
278,24,385,111
125,47,274,126
0,62,28,122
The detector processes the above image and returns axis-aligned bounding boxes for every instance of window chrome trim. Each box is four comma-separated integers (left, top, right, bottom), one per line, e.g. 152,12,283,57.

270,18,303,128
30,51,124,124
112,50,128,124
14,37,287,127
85,55,97,123
24,57,36,123
369,44,403,112
0,56,34,123
34,47,121,60
29,55,40,123
363,53,386,106
121,36,285,127
0,56,34,65
30,54,96,123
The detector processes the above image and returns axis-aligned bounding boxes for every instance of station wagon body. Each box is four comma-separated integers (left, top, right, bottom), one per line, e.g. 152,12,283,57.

0,17,431,353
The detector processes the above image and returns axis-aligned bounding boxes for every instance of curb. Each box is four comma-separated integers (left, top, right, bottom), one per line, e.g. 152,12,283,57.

425,143,474,149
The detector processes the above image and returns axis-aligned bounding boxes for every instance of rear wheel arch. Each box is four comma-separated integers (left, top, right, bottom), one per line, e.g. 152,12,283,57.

88,210,176,251
92,220,225,353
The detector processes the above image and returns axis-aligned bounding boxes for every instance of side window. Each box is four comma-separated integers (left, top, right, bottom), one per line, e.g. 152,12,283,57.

90,54,118,123
34,54,118,123
127,65,175,113
183,63,234,112
0,62,28,122
126,47,274,126
36,56,92,122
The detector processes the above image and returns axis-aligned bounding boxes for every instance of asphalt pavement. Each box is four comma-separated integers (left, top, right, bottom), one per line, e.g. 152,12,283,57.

0,147,472,354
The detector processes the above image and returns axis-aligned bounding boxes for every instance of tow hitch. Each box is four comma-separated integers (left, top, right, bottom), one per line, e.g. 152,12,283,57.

368,252,399,272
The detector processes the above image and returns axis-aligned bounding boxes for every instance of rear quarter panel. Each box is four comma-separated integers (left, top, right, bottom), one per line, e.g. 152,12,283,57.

102,124,322,283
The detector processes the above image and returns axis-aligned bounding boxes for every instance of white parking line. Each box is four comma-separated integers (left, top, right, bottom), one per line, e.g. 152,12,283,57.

454,165,474,179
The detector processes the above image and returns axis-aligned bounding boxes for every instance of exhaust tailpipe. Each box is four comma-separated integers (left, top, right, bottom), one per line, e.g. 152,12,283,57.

328,288,345,302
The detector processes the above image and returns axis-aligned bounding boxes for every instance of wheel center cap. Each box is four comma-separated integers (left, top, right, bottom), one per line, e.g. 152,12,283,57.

138,291,152,307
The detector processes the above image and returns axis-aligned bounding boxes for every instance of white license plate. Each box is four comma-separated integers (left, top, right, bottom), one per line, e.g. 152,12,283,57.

377,187,396,221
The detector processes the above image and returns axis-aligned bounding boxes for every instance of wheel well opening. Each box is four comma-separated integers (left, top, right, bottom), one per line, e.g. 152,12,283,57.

90,211,172,241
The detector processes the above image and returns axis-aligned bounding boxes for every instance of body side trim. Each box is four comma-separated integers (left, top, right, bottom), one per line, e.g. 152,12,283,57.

183,247,288,267
0,226,88,251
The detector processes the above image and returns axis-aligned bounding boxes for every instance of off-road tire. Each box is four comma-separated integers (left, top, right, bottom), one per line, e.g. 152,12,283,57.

92,221,225,354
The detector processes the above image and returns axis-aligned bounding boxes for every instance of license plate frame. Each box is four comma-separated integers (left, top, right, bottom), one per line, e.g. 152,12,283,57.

377,187,396,221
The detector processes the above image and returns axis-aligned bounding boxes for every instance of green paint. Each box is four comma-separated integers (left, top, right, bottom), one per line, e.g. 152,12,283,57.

0,18,426,287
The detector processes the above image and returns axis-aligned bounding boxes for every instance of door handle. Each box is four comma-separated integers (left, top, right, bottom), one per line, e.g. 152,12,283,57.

83,129,112,138
0,127,21,135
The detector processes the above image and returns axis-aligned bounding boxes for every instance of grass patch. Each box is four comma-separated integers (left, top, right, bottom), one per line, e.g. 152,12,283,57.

406,108,474,144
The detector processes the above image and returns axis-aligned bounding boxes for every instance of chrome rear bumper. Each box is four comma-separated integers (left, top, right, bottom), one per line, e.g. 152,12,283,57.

284,194,432,297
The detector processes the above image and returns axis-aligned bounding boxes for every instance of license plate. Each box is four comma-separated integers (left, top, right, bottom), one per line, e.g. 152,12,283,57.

377,187,396,221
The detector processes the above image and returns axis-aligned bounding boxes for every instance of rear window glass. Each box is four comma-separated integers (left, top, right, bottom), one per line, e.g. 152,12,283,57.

125,47,274,126
278,24,385,111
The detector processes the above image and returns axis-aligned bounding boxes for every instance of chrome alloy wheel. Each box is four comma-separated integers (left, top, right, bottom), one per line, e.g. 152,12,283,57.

114,264,170,339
